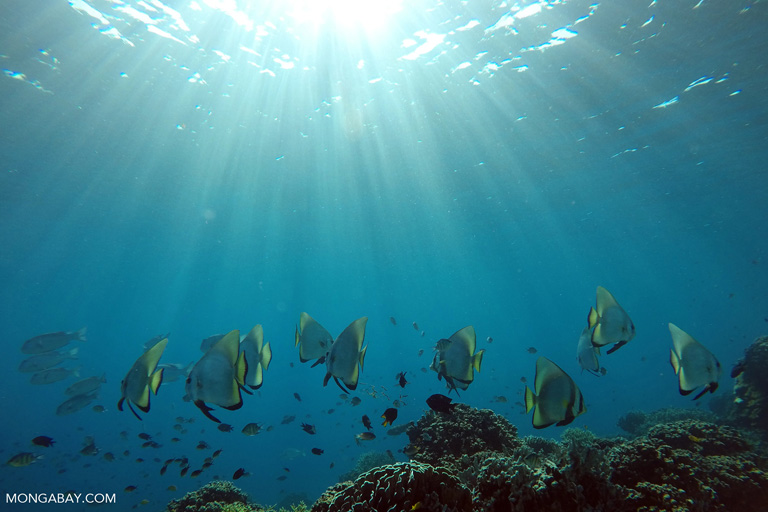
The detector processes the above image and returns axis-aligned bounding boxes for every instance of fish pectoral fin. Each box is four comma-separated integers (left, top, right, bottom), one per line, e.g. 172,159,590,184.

472,350,485,372
587,307,599,329
669,349,681,374
524,387,536,414
358,345,367,371
150,368,164,395
195,400,221,423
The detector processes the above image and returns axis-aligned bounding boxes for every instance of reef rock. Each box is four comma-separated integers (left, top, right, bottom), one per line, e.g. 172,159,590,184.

405,404,521,467
608,420,768,511
310,461,471,512
166,481,262,512
731,335,768,434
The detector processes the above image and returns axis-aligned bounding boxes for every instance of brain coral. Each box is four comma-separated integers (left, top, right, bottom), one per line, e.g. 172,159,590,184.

310,461,472,512
405,404,521,466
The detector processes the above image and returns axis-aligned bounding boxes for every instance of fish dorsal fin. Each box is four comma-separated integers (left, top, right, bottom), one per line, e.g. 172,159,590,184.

336,317,368,352
449,326,476,355
595,286,619,315
668,323,697,355
243,324,264,353
534,357,568,394
358,345,367,371
209,330,240,366
235,349,248,387
150,368,164,395
137,338,168,378
299,312,314,333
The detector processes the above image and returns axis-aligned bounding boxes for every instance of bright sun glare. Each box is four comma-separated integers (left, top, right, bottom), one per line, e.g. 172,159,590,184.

288,0,404,33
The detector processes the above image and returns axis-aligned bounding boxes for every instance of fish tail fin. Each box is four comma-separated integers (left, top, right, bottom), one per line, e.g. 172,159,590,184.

359,345,368,371
524,386,536,414
150,368,164,395
76,327,87,342
587,307,598,329
669,349,681,375
472,350,485,372
261,342,272,371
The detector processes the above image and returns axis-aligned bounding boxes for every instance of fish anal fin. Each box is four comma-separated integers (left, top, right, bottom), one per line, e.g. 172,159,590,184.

127,400,143,421
332,376,350,393
605,340,627,354
311,356,325,368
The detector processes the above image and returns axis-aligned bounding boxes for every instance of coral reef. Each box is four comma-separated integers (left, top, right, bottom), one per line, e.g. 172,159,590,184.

338,450,396,482
731,335,768,435
166,481,263,512
310,461,472,512
608,420,768,511
310,405,768,512
405,404,521,467
617,407,717,437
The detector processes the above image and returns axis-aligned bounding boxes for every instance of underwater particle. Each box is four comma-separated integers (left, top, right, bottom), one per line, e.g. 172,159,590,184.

301,423,316,434
426,394,457,414
294,392,302,402
487,336,493,343
418,349,424,356
362,415,372,431
217,423,234,432
31,436,54,447
396,371,408,388
311,448,324,455
381,408,398,426
390,317,397,325
6,452,41,467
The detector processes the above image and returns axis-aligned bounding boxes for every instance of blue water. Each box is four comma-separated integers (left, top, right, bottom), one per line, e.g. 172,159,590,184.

1,0,767,509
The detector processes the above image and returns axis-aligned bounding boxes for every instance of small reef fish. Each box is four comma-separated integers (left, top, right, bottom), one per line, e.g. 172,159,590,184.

355,432,376,444
381,407,398,426
118,338,167,420
668,323,721,400
386,422,413,436
124,486,137,493
396,371,408,388
217,423,233,432
32,436,55,447
30,366,80,384
233,468,248,480
350,397,362,406
588,286,635,354
524,357,586,429
185,330,249,423
294,393,302,402
241,423,262,436
311,448,324,455
301,423,316,435
295,312,333,365
389,317,397,326
21,327,86,354
323,317,368,393
493,396,508,403
65,374,106,396
6,452,42,467
240,324,272,389
56,392,98,416
527,347,537,354
577,326,601,376
362,415,372,431
18,348,78,373
413,322,419,330
281,415,296,424
430,326,484,394
426,394,457,414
